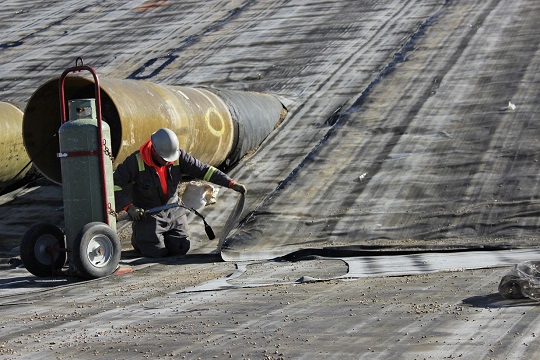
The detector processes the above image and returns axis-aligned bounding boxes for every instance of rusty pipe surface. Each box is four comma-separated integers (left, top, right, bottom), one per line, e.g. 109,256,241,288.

0,101,31,188
23,76,287,184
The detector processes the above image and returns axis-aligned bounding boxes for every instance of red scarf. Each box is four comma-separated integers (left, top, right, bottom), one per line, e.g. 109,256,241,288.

140,139,172,195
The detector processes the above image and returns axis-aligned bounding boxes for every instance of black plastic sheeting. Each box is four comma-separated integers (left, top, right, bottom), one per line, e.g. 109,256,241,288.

206,88,286,169
219,0,540,260
0,0,539,262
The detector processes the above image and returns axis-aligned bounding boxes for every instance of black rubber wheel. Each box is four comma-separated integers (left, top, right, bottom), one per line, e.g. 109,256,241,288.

71,222,121,279
20,222,66,277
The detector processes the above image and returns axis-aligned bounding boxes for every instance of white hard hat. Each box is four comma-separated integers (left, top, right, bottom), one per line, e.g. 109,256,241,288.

151,128,180,162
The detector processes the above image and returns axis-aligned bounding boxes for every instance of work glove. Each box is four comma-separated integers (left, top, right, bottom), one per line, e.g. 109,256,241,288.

127,205,145,221
230,182,247,194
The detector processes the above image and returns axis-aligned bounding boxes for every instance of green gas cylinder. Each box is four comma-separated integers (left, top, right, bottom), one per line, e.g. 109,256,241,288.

58,99,116,248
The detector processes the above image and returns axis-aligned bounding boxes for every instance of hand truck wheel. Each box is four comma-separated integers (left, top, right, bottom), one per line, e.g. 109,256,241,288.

20,223,66,277
71,222,121,279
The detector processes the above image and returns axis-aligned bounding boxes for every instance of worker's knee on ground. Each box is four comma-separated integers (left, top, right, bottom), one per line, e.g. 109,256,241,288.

165,237,190,256
140,245,170,258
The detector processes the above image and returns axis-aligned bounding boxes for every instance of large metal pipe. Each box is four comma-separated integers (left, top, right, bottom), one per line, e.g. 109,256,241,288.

0,101,31,188
22,77,287,184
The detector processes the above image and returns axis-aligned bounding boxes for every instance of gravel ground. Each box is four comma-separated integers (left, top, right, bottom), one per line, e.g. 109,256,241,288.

1,258,539,360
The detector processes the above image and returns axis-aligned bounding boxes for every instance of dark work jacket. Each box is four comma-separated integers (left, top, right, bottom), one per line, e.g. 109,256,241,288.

113,149,233,211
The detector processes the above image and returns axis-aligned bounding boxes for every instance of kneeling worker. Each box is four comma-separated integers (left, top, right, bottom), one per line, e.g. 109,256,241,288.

113,128,247,257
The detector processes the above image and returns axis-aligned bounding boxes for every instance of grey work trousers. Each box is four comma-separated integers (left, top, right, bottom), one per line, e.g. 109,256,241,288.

131,206,191,257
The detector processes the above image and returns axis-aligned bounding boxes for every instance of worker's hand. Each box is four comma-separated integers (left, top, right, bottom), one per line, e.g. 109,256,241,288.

127,205,145,221
230,182,247,194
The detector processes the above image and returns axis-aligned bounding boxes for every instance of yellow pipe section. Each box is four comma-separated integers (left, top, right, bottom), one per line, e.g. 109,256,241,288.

23,77,239,184
0,102,30,187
